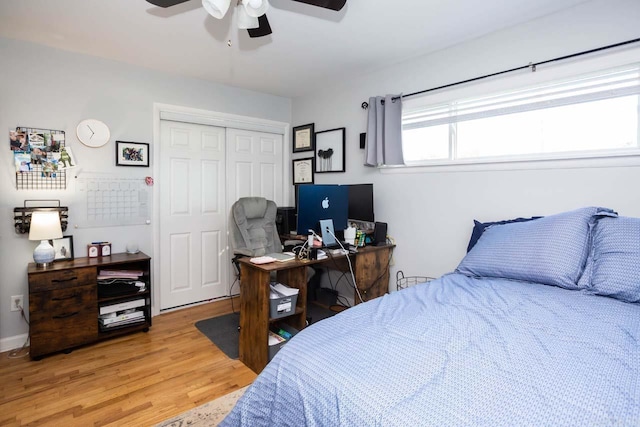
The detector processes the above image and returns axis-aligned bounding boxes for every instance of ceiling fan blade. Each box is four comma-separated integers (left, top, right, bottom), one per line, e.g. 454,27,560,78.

289,0,346,11
146,0,191,7
247,14,272,38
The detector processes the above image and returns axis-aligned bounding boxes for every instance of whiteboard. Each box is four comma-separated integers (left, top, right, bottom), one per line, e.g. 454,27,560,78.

75,174,150,228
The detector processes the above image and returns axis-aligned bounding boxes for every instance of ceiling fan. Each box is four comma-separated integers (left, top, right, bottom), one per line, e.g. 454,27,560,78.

146,0,347,38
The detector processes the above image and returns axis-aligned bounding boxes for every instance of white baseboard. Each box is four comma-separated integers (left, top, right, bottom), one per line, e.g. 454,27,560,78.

0,333,28,353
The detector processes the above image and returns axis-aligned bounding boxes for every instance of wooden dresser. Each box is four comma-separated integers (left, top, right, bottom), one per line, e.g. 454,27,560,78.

27,252,151,360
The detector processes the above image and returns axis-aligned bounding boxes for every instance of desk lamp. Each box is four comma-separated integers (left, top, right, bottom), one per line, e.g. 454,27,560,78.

29,211,63,267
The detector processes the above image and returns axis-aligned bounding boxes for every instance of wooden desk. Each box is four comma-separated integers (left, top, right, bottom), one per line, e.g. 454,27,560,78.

238,244,394,373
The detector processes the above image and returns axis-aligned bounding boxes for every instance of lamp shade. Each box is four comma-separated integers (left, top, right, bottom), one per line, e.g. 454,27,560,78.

29,211,63,266
237,4,259,29
242,0,268,18
202,0,231,19
29,211,63,241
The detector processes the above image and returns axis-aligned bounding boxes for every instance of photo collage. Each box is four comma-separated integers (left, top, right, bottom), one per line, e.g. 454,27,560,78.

10,127,77,177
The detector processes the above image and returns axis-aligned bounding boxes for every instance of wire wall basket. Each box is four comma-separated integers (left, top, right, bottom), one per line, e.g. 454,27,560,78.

396,270,435,291
15,166,67,190
12,126,68,190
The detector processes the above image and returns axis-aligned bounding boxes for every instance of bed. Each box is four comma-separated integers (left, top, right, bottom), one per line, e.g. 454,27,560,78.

220,207,640,426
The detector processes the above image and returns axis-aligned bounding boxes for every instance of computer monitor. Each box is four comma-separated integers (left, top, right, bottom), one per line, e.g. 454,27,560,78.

296,184,348,235
348,184,374,222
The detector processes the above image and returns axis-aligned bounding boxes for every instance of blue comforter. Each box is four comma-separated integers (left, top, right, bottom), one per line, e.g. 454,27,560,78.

221,273,640,426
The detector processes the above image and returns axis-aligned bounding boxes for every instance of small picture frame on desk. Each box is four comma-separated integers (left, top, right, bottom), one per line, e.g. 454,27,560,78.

51,235,74,261
88,244,99,258
100,242,111,256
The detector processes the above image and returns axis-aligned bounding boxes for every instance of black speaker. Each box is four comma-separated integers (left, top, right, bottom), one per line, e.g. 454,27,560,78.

276,207,296,236
373,222,387,246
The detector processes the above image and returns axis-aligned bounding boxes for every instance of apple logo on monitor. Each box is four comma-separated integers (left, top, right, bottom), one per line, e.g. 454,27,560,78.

322,197,330,209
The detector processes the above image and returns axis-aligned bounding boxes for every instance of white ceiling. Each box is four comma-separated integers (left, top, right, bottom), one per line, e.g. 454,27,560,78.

0,0,590,98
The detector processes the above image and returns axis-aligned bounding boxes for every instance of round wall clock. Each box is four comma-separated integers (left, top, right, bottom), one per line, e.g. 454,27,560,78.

76,119,110,147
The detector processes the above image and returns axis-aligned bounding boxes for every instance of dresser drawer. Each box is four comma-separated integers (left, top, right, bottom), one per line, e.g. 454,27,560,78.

29,267,95,292
29,284,98,358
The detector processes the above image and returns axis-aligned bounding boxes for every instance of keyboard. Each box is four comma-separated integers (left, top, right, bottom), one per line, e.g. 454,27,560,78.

250,256,277,264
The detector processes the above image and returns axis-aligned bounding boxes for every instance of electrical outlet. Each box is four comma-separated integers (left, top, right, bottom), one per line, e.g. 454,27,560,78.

11,295,23,312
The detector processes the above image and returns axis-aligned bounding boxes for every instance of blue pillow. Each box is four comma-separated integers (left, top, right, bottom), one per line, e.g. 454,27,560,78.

456,207,617,289
579,216,640,303
466,217,542,252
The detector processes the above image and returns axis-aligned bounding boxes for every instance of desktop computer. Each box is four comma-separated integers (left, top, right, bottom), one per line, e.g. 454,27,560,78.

373,222,387,246
296,185,348,234
276,207,296,236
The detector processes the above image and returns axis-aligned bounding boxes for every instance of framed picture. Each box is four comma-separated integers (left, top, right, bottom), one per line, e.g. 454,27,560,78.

315,127,345,173
50,235,74,261
116,141,150,167
292,123,315,153
292,157,315,185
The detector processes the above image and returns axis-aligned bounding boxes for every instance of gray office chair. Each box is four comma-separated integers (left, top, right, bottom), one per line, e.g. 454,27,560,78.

229,197,281,259
229,196,316,286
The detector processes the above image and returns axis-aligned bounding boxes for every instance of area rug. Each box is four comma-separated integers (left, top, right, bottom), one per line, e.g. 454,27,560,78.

156,385,249,427
195,312,241,359
195,304,337,360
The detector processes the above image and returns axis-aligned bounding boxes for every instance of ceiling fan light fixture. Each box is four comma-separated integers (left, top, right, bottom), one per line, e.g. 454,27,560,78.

236,4,260,29
242,0,269,18
202,0,231,19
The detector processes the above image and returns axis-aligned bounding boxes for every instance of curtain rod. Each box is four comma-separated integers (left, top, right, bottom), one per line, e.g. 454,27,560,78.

360,37,640,110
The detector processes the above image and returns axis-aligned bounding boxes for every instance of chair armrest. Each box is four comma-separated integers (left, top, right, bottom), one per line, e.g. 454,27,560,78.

233,249,253,257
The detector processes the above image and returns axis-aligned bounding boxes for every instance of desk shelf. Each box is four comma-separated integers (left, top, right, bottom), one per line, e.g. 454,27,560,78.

269,306,304,323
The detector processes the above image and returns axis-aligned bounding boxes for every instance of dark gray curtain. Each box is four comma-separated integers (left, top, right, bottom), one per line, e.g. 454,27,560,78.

365,94,404,166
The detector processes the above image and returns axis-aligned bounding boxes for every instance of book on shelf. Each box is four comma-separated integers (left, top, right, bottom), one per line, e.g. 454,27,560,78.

268,331,287,345
98,270,143,279
100,317,146,329
99,310,144,325
265,252,296,262
99,298,146,315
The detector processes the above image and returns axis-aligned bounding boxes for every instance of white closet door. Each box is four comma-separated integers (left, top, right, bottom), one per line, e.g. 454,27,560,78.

225,128,284,293
159,120,227,309
226,128,284,207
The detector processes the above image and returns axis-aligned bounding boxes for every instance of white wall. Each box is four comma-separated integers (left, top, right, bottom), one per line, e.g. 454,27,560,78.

291,0,640,297
0,37,291,350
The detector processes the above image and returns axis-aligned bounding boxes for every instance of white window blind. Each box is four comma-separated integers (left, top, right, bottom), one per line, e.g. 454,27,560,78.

404,65,640,130
401,64,640,165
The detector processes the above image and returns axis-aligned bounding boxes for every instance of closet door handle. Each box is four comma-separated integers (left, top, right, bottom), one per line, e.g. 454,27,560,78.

53,311,79,319
51,293,79,301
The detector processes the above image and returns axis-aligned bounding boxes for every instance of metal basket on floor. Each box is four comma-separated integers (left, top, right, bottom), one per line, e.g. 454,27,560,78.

396,270,435,291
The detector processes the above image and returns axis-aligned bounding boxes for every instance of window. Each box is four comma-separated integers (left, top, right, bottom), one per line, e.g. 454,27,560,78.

402,65,640,166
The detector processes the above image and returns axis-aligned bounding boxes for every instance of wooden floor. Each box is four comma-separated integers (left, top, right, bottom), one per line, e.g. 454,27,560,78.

0,298,256,426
